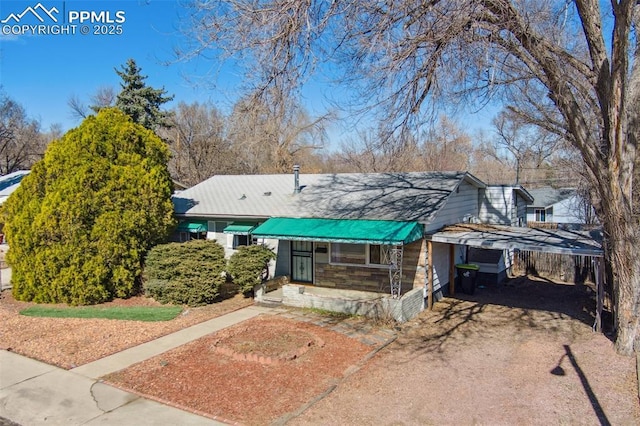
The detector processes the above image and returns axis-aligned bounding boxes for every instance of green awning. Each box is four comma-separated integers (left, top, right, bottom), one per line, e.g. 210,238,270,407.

251,217,423,245
223,222,257,235
176,220,208,233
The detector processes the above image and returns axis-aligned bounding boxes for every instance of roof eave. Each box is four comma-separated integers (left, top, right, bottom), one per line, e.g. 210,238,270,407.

514,186,535,203
462,172,487,189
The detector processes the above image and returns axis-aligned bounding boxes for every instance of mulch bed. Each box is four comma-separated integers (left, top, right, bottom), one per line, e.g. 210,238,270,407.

103,315,372,425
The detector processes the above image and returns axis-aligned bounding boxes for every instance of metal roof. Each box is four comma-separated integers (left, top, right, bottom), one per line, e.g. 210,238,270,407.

173,171,483,223
428,223,603,257
0,170,30,201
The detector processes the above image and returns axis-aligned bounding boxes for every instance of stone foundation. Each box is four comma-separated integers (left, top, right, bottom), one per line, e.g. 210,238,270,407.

280,284,425,323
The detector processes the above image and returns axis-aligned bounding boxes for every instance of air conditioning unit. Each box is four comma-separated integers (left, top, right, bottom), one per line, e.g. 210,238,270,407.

463,215,479,224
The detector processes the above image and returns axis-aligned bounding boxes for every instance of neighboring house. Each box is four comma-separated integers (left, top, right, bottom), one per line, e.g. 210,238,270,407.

173,169,531,320
0,170,30,206
526,187,592,226
0,170,30,245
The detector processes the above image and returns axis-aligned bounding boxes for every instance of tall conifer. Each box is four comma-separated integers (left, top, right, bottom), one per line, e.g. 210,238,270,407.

115,59,174,130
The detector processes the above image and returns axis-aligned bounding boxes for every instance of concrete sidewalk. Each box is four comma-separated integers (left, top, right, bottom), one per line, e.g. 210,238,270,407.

72,305,272,379
0,305,274,425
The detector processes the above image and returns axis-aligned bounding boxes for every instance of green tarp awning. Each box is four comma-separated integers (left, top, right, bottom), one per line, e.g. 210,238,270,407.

176,220,208,233
251,217,423,245
223,222,257,235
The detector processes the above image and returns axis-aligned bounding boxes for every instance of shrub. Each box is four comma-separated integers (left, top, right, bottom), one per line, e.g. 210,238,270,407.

227,245,276,294
143,240,227,306
3,108,175,305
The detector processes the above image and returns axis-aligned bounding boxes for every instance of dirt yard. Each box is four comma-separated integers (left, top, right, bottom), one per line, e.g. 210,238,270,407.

1,275,638,425
292,276,640,425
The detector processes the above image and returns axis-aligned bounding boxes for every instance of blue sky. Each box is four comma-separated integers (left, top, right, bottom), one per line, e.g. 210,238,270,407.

0,0,249,132
0,0,496,139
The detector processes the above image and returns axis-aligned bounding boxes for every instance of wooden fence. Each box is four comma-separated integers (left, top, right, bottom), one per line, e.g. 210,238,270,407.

513,250,596,284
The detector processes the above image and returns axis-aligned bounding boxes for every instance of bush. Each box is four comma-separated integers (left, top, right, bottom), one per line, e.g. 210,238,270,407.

227,245,276,294
143,240,227,306
3,108,175,305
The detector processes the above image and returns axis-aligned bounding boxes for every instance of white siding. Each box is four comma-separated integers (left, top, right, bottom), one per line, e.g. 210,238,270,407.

425,180,479,233
526,195,587,224
206,220,230,247
431,242,464,293
515,194,528,226
479,187,520,225
553,196,586,223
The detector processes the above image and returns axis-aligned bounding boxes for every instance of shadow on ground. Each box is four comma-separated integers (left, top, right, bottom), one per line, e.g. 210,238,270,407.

395,274,609,360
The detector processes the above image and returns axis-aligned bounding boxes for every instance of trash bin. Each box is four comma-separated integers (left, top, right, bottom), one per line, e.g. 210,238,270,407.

456,264,480,295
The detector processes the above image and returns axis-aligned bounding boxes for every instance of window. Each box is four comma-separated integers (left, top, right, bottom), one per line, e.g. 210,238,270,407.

233,234,250,248
330,243,366,264
208,221,230,233
535,209,546,222
330,243,392,266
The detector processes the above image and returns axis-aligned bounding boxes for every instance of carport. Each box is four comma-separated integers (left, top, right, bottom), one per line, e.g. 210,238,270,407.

426,224,605,331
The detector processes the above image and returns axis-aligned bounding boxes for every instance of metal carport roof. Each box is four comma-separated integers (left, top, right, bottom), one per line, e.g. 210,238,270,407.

427,224,603,257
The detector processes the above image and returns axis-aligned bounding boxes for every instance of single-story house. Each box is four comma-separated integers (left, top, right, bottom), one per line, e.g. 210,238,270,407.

526,187,594,227
172,168,539,320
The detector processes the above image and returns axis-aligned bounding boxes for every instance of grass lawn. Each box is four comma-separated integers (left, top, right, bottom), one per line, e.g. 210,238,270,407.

19,305,183,321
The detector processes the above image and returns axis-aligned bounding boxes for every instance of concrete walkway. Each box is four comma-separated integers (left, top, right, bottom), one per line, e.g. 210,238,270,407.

0,305,273,425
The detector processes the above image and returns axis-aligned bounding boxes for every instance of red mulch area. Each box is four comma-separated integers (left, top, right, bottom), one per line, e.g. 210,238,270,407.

103,315,372,425
0,290,254,369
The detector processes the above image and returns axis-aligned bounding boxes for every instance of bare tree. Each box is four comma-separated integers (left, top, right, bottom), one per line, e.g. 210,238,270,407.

159,101,232,186
227,88,330,174
0,93,44,174
490,110,561,184
182,1,640,355
68,86,117,121
67,94,89,120
337,127,421,173
422,116,473,171
92,86,117,112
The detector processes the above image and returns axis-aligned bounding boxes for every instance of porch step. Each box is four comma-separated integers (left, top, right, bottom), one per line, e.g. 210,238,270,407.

257,296,283,307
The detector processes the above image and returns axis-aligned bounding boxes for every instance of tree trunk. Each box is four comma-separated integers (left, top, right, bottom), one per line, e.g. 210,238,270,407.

601,178,640,355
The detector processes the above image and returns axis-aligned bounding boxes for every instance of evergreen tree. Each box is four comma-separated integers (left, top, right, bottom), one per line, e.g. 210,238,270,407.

115,59,174,130
3,108,176,305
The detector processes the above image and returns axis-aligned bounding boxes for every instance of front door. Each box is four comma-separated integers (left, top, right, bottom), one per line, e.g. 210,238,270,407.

291,241,313,283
